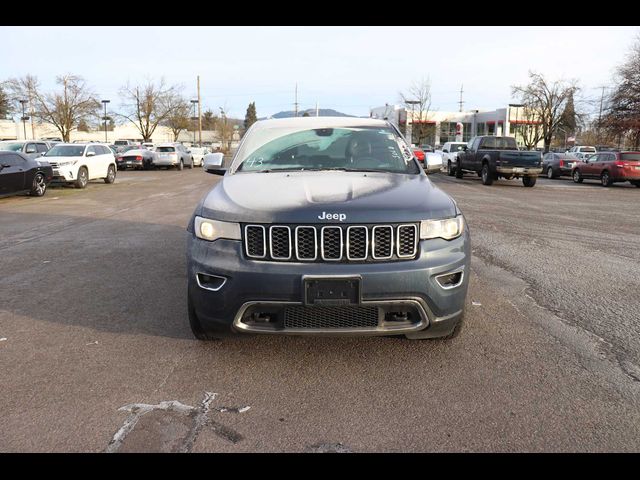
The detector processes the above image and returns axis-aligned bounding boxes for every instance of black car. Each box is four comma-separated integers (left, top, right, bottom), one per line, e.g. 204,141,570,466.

116,148,155,170
186,117,470,341
542,152,580,179
0,151,53,198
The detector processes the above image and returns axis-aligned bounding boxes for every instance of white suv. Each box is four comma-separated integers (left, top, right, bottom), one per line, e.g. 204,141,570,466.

44,143,117,188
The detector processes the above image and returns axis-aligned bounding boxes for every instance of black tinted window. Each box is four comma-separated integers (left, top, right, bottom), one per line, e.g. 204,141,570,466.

36,143,49,153
1,153,25,166
480,137,495,149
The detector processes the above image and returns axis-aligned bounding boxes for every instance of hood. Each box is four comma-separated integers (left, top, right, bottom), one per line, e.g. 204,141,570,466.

199,171,457,224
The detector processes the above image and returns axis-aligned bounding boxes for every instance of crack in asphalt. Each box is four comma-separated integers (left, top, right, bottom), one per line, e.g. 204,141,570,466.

105,391,250,453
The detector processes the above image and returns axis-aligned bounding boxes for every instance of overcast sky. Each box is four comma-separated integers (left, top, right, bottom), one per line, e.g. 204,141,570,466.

1,26,638,118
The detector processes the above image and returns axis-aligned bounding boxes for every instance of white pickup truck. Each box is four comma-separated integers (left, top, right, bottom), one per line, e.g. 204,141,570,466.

436,142,468,176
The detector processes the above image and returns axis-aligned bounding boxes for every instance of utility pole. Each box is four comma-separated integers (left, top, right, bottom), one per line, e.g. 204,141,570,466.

294,83,299,117
458,84,464,112
19,99,28,139
197,76,202,145
597,85,606,143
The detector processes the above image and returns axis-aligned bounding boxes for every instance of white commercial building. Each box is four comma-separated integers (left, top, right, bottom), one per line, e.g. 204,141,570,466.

370,104,541,148
0,119,240,145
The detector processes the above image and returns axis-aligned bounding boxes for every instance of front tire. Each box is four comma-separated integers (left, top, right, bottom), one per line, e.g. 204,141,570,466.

30,172,47,196
188,295,223,341
447,160,455,176
75,167,88,189
104,165,116,184
601,170,613,187
572,169,583,183
523,176,537,187
547,167,556,179
455,162,463,178
177,160,184,171
481,163,494,185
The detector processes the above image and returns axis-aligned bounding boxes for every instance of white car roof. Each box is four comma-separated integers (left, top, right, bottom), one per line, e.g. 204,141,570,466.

250,116,389,131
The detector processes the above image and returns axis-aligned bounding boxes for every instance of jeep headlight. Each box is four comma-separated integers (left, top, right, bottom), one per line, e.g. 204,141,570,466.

194,216,241,241
420,216,464,240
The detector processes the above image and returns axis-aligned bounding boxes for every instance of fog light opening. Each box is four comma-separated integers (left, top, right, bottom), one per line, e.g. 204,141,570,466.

196,273,227,291
385,311,412,322
436,271,464,289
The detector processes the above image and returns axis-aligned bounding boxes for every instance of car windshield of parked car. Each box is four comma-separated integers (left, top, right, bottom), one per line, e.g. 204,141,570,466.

235,126,419,174
621,153,640,161
581,147,596,153
0,142,25,152
156,146,176,153
45,145,85,157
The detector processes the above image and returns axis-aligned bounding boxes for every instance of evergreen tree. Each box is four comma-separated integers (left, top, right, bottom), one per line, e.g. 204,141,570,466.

558,91,577,135
0,85,10,119
244,102,257,130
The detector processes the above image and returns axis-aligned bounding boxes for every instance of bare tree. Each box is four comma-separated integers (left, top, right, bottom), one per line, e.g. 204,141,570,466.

602,35,640,149
399,78,432,145
119,79,182,142
515,105,544,150
512,72,579,153
5,74,100,141
162,96,191,141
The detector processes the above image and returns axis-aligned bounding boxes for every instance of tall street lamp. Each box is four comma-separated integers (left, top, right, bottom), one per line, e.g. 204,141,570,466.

19,99,29,140
509,103,524,147
191,100,199,145
219,107,227,150
101,100,110,143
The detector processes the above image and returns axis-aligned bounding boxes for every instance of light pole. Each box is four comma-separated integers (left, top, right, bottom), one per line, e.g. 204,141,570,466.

509,103,524,147
219,107,226,150
101,100,110,143
190,100,199,145
19,99,29,140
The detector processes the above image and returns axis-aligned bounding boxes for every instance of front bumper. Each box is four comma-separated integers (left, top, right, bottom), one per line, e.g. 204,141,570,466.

187,228,470,337
51,166,78,182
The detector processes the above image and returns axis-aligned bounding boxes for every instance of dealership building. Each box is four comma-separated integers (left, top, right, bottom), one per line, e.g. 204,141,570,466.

369,104,541,148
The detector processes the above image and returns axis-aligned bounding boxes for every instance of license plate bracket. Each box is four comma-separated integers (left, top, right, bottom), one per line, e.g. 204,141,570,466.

303,277,361,305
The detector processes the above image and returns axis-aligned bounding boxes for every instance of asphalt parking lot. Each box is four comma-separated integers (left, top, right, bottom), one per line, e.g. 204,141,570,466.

1,168,639,452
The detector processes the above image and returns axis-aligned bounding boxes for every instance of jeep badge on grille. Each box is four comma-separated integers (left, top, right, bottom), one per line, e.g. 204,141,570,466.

318,212,347,221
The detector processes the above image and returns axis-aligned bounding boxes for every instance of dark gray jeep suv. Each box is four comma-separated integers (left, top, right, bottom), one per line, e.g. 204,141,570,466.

186,117,470,340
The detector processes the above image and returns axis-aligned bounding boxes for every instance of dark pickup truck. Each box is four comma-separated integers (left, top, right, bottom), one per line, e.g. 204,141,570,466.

455,136,543,187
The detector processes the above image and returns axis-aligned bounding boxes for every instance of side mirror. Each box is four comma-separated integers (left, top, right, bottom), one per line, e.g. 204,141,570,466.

462,145,468,151
203,152,226,176
186,150,191,154
86,151,96,157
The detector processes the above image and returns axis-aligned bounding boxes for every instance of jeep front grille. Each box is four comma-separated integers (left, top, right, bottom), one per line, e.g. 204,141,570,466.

243,224,418,262
284,305,379,329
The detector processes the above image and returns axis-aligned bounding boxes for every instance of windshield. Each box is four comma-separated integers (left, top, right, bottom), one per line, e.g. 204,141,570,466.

0,142,25,152
235,126,419,174
156,146,176,153
45,145,85,157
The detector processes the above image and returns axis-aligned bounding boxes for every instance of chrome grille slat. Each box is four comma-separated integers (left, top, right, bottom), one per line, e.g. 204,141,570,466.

244,224,418,262
372,225,393,260
245,225,267,259
269,226,292,260
397,224,418,258
295,226,317,261
346,226,368,261
321,226,343,261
